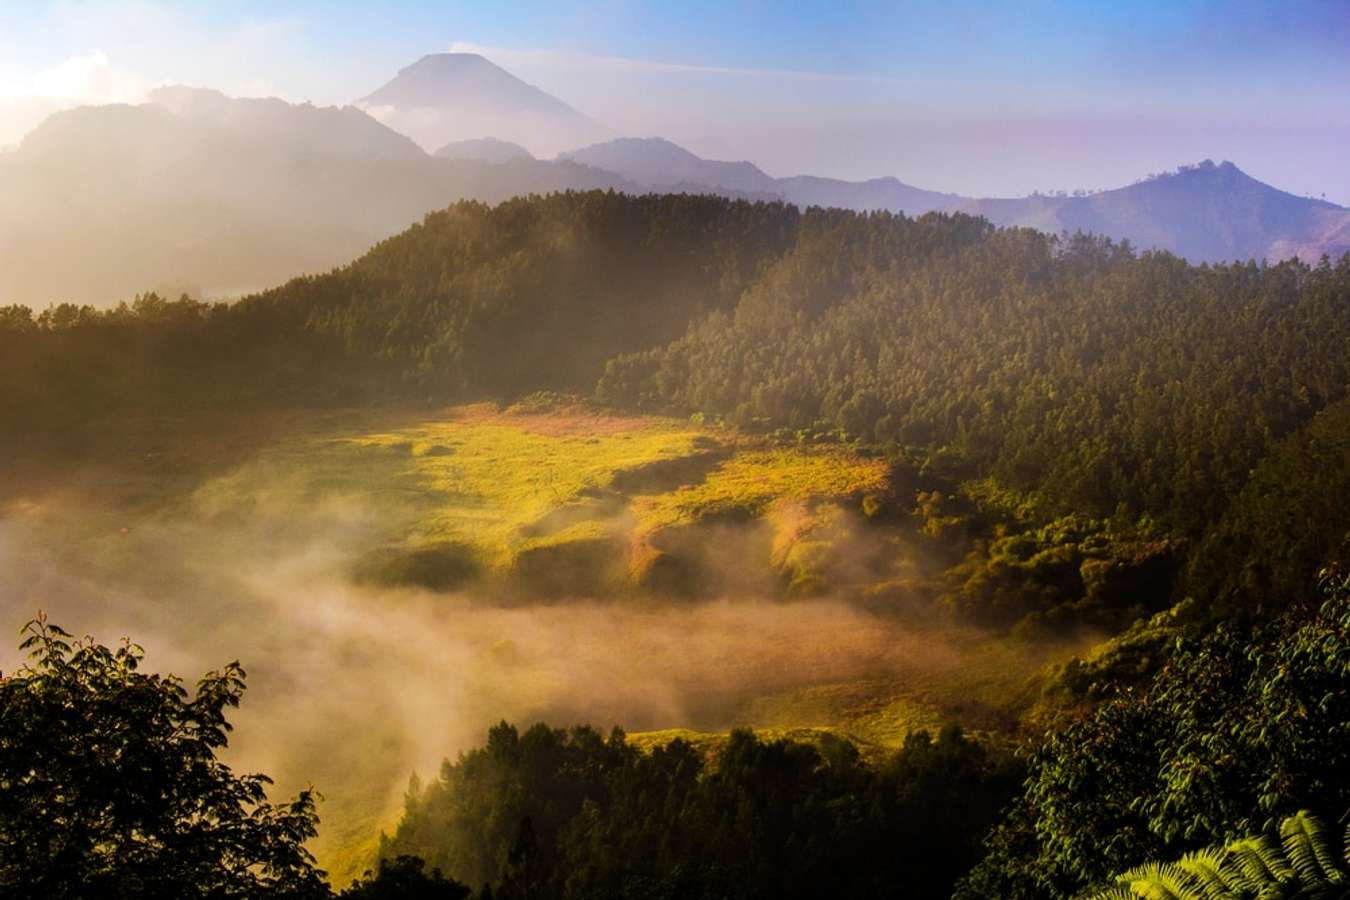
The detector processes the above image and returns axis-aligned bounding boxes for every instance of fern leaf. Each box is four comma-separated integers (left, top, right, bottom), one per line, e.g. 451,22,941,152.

1177,847,1241,899
1228,835,1294,887
1280,810,1346,886
1115,861,1208,900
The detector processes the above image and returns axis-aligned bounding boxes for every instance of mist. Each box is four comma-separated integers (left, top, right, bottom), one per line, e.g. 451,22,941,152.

0,454,1067,877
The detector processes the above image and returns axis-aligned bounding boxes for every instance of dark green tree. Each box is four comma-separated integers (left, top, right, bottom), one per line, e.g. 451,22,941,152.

0,614,328,899
339,855,471,900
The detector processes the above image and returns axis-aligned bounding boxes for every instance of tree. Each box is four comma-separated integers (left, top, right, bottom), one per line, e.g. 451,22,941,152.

0,614,328,899
339,855,471,900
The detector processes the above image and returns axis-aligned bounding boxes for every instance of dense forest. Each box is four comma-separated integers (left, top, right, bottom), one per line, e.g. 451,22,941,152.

5,190,1350,897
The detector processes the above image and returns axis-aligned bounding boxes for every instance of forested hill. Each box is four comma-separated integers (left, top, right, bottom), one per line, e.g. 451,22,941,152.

5,190,1350,614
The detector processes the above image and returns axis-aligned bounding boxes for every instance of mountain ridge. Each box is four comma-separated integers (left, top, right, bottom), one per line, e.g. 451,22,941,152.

4,58,1348,307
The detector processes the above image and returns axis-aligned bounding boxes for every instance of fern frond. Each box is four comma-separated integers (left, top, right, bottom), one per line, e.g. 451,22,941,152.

1280,810,1346,887
1176,847,1241,899
1115,861,1208,900
1227,835,1294,888
1094,888,1142,900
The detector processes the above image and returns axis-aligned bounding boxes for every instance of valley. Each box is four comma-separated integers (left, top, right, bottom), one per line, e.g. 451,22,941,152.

0,400,1085,884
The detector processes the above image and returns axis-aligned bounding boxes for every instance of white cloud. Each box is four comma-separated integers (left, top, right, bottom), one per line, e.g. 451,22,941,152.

5,50,152,103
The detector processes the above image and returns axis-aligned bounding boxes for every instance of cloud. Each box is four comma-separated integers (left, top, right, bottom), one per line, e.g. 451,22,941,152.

3,50,152,104
32,1,305,101
445,41,904,85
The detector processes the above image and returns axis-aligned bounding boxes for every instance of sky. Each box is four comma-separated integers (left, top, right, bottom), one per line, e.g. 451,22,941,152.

1,0,1348,202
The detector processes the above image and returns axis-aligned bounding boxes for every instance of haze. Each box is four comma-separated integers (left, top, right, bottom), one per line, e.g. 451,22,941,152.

2,0,1348,203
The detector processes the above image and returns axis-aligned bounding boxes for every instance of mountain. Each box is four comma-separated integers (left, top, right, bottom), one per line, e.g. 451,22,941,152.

561,137,966,214
435,137,533,163
561,140,1348,262
560,137,780,194
357,53,609,157
776,174,966,215
5,53,1346,308
0,91,629,306
147,85,426,162
962,160,1350,264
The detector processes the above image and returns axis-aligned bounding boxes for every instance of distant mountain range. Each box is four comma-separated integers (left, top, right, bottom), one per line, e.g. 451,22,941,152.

0,52,1346,306
0,86,633,305
357,53,609,157
560,137,969,215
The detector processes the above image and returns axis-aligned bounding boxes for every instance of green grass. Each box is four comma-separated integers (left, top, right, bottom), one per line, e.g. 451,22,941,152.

634,448,890,534
188,404,897,592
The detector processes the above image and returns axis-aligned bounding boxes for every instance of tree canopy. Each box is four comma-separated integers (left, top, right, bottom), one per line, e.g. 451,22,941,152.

0,615,328,899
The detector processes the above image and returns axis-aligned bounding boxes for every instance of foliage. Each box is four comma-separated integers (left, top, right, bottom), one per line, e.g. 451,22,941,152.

0,615,328,899
378,721,1022,900
1091,810,1350,900
957,571,1350,899
1186,395,1350,616
945,515,1180,631
339,855,472,900
601,232,1350,547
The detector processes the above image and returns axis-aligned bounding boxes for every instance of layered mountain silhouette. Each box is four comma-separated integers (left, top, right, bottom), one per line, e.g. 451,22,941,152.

558,138,1348,263
561,137,966,214
0,87,628,305
2,54,1346,307
357,53,609,157
435,136,534,163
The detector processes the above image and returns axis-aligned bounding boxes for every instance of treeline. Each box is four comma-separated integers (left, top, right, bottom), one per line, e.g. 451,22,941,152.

379,721,1020,900
0,192,804,435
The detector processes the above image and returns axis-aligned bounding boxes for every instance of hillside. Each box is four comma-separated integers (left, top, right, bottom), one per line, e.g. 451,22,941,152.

146,85,427,162
560,137,780,194
6,189,1349,624
357,52,609,156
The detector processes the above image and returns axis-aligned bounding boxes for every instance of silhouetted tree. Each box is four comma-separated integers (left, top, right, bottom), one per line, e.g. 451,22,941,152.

0,614,328,899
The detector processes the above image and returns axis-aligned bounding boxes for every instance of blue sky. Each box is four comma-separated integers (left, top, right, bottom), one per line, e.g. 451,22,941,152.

1,0,1348,201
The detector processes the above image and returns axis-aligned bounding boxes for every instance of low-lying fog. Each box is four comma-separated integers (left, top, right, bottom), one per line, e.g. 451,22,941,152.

0,479,1053,874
